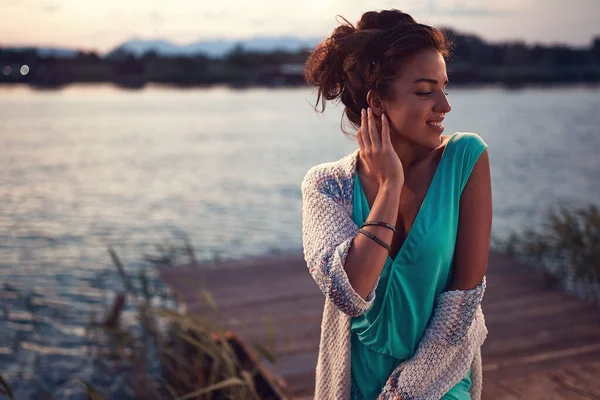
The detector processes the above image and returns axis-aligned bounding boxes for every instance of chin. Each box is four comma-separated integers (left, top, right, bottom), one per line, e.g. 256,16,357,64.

420,131,443,149
397,128,442,149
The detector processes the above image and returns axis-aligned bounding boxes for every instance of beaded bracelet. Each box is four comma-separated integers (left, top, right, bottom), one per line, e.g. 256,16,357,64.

362,220,396,233
358,228,391,253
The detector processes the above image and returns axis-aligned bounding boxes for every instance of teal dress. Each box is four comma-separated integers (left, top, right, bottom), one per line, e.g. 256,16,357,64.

350,132,488,400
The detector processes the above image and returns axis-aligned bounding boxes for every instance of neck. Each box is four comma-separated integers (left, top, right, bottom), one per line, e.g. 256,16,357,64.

355,131,439,183
390,134,431,170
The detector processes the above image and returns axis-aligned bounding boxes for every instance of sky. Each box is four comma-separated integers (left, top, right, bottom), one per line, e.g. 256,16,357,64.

2,0,599,53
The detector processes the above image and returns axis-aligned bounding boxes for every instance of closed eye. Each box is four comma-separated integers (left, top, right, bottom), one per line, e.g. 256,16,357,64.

416,90,449,97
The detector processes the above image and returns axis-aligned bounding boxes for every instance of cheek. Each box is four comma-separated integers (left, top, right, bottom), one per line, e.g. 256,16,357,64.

389,100,431,129
406,101,432,122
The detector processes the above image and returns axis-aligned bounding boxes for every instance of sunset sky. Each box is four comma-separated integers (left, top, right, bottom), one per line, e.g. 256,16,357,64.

2,0,599,53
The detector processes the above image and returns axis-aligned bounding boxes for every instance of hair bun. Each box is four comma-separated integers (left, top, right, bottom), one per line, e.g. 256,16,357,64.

357,9,416,31
304,9,450,136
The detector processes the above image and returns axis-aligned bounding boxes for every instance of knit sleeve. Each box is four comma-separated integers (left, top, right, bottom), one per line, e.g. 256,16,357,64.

301,165,378,317
378,278,488,400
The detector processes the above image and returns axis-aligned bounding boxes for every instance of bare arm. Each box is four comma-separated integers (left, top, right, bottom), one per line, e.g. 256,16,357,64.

345,107,404,299
345,183,401,299
449,149,492,290
301,109,403,315
301,166,401,314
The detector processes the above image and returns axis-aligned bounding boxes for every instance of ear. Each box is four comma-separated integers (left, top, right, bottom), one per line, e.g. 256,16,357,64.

366,90,385,117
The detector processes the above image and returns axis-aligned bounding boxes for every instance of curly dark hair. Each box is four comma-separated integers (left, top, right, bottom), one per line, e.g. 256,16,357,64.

304,9,452,134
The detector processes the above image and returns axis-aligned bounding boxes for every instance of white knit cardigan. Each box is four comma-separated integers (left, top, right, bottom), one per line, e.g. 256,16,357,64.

301,149,488,400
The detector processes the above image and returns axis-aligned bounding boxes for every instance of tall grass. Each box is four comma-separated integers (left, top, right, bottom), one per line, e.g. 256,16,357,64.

494,204,600,304
1,233,281,400
92,233,280,399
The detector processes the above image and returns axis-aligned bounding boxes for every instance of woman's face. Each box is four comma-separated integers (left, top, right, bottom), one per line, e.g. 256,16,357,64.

380,49,452,149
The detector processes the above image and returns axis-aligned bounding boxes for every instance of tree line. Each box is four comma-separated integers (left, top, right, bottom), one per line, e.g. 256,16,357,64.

1,29,600,88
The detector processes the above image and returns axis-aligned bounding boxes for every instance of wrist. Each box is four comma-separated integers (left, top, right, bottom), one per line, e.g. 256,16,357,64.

379,181,403,194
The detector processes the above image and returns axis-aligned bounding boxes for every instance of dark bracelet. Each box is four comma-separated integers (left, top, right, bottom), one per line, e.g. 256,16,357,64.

358,228,391,253
362,220,396,233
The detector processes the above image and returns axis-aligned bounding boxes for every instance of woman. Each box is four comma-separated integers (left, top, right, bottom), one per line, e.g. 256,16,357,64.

301,9,492,400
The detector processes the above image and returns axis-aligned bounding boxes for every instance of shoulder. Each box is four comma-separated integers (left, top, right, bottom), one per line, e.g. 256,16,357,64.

301,150,359,205
450,132,488,152
301,150,359,191
446,133,489,192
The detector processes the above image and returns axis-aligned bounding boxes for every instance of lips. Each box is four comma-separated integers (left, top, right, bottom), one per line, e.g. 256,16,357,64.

426,120,444,133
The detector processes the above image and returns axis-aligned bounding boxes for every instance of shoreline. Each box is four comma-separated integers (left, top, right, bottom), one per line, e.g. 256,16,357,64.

1,79,600,92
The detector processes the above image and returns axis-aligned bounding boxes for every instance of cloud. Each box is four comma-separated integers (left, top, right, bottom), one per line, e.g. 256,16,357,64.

201,10,230,19
149,11,162,22
5,0,61,13
44,4,61,13
413,0,514,17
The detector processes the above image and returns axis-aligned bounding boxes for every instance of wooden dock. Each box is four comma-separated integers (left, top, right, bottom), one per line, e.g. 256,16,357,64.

157,251,600,400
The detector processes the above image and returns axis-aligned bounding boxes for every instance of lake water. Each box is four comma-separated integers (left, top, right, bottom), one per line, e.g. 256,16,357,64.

1,84,599,398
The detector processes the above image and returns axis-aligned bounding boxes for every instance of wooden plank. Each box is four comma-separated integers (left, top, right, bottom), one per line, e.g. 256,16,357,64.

157,250,600,399
484,311,600,349
483,360,600,400
482,381,522,400
280,371,315,398
482,290,584,314
484,330,600,363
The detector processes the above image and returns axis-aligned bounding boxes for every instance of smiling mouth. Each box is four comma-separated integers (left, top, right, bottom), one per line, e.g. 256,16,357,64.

427,121,443,128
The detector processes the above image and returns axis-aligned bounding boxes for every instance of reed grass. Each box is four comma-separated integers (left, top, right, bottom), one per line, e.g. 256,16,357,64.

493,204,600,303
1,233,280,400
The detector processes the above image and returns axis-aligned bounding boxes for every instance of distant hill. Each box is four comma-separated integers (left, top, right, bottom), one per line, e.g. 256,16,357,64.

108,36,322,58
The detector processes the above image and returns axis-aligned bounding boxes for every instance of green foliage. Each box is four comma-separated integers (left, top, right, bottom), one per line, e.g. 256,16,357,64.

91,234,280,399
3,31,600,87
1,233,281,400
495,204,600,303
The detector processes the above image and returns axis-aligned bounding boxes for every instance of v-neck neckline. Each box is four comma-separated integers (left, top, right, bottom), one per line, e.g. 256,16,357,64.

354,134,455,264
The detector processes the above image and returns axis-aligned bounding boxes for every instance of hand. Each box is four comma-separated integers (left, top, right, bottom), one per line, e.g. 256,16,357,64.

357,107,405,189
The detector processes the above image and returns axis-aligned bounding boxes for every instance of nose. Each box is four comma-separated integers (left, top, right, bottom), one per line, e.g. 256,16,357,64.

436,92,451,114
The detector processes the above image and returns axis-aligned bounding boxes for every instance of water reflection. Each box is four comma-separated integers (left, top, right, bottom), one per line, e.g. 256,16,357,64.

1,85,599,398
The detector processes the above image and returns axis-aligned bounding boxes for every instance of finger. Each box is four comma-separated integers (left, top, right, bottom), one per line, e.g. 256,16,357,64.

357,126,365,151
361,108,371,148
381,113,392,147
368,107,381,148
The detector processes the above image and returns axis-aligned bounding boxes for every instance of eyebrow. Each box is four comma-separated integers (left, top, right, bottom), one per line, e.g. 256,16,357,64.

413,78,449,85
